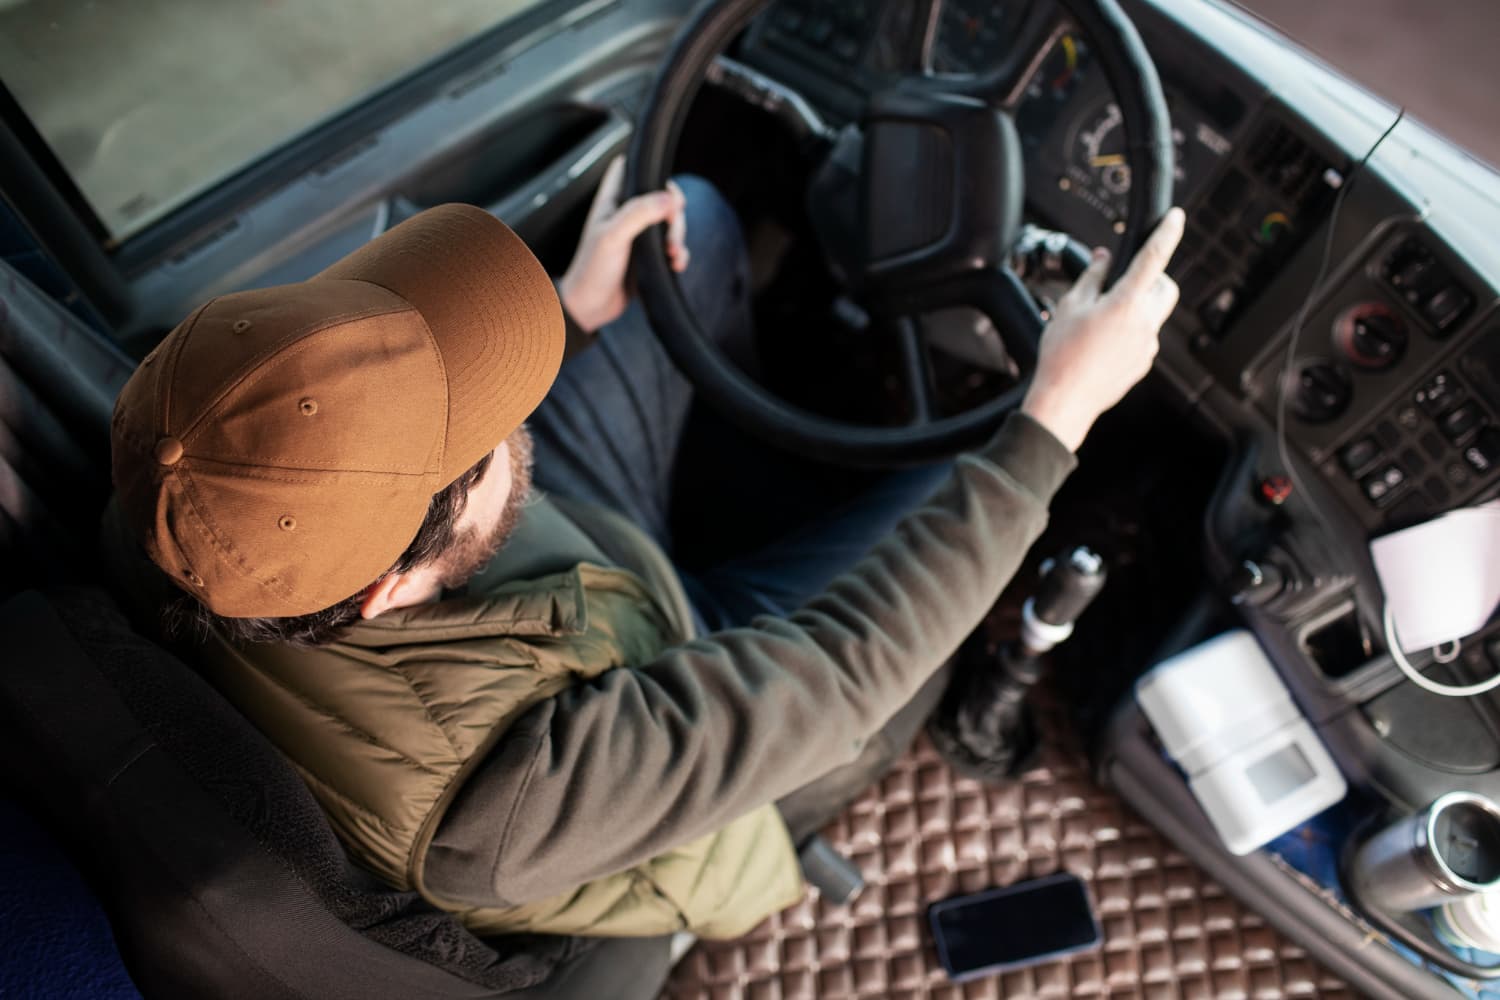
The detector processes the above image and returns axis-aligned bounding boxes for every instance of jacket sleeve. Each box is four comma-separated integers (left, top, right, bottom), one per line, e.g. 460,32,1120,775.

422,412,1076,907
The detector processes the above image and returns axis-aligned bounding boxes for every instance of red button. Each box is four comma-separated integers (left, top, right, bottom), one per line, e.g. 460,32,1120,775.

1259,475,1293,506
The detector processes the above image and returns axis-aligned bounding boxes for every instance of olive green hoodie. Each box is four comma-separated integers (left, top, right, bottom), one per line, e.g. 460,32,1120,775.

104,412,1074,939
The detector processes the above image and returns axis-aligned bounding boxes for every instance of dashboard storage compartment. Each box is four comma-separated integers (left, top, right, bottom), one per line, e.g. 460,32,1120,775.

1300,607,1370,680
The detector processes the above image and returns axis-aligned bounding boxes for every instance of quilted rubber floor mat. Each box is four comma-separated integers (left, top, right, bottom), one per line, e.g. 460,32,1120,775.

663,713,1355,999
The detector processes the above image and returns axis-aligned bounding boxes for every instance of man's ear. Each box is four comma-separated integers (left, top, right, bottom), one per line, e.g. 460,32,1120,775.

359,567,439,620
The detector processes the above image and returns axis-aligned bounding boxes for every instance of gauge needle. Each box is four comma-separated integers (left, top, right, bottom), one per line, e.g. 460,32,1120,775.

1090,154,1126,167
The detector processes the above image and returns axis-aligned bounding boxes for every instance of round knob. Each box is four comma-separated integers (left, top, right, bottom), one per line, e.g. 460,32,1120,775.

1335,303,1407,371
1289,361,1352,424
1229,559,1285,607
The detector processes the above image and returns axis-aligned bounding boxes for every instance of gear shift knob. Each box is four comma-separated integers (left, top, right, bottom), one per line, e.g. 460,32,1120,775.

1034,547,1108,624
1021,546,1108,654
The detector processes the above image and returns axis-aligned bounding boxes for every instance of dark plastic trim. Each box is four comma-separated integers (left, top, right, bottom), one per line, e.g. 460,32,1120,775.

0,89,131,326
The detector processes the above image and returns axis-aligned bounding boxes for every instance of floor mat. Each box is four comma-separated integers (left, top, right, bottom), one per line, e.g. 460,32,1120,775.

663,711,1355,999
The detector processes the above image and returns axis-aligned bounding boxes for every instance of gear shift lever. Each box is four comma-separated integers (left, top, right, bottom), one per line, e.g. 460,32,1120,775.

929,546,1108,783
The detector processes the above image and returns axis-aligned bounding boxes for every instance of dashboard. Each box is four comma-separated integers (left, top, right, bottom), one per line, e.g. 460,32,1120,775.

737,0,1500,813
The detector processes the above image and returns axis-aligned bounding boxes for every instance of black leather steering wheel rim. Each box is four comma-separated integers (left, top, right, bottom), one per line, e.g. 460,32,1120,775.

627,0,1174,466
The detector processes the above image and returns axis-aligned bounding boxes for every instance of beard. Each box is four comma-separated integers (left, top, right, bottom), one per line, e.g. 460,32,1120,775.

437,424,536,591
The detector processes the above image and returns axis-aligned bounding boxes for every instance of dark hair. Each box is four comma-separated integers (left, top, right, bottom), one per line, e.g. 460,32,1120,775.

165,451,494,648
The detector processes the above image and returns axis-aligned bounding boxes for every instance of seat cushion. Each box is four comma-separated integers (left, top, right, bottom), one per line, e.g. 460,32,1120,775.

0,795,141,999
0,587,582,999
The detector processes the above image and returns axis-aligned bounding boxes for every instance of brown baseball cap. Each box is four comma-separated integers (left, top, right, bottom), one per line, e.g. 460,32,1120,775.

111,203,564,619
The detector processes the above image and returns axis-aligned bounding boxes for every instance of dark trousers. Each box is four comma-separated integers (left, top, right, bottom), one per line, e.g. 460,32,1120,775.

529,176,952,841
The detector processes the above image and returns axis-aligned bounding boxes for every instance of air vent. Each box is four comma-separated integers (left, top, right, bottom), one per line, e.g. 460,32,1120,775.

1172,118,1342,349
1246,122,1332,205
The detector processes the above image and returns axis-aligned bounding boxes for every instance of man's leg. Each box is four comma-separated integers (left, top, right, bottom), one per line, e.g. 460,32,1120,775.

674,426,955,846
532,176,957,843
529,175,753,547
679,460,952,632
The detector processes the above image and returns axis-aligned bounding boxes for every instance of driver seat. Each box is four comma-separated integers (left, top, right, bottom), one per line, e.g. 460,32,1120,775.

0,256,671,999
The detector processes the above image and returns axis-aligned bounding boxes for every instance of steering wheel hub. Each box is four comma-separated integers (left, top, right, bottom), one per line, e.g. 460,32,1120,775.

859,88,1024,292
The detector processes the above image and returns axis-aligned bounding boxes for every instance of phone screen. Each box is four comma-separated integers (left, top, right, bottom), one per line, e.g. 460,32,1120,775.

929,872,1101,980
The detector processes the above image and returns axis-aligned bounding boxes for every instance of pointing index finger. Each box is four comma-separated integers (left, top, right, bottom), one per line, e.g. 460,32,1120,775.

1116,207,1185,296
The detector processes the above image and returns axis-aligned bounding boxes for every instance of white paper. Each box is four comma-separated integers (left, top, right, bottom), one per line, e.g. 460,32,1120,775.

1370,501,1500,651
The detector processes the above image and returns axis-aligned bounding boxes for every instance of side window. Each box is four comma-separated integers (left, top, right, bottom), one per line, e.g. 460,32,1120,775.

0,1,553,242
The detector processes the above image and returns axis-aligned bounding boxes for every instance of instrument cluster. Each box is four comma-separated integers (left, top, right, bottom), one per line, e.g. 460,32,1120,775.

1005,28,1240,248
749,0,1243,247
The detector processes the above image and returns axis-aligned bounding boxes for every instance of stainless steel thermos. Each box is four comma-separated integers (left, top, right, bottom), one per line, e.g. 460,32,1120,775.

1349,792,1500,913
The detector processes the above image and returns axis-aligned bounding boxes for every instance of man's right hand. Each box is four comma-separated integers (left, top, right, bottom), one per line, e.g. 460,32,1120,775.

1021,207,1186,452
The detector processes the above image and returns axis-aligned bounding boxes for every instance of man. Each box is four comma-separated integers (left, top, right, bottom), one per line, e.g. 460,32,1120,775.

105,158,1183,941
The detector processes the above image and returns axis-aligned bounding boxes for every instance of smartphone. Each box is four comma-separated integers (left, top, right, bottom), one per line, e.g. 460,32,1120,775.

928,872,1102,981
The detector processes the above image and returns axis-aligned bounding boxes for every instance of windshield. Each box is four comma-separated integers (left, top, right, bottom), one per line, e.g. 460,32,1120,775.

0,0,546,243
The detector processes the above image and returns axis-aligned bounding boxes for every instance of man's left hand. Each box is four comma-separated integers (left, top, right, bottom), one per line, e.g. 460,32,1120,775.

557,156,688,332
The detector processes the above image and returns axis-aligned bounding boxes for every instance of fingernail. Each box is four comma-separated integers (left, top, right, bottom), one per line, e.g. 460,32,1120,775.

1092,247,1110,262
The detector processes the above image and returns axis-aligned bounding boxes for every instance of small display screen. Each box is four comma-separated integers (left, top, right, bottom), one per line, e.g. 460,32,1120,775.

1245,744,1316,806
929,873,1100,980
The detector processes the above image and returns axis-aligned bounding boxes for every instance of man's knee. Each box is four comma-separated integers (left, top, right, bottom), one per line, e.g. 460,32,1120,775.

668,174,754,359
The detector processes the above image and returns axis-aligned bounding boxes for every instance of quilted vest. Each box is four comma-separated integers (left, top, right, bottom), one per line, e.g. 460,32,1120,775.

175,558,804,939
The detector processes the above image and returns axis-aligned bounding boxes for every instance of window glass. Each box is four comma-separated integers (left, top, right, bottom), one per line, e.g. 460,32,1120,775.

0,0,548,241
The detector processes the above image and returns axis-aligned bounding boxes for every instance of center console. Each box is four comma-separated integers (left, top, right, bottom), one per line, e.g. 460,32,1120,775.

733,0,1500,993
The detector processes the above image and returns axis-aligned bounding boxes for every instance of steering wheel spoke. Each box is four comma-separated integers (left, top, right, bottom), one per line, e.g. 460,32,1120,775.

894,317,938,426
878,265,1044,374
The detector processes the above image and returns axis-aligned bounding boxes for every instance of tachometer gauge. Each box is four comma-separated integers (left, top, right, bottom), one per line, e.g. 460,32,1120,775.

1025,33,1087,104
1015,34,1089,158
931,0,1021,75
1063,100,1186,228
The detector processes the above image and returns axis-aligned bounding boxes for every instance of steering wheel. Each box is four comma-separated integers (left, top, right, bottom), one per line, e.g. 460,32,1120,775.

627,0,1174,466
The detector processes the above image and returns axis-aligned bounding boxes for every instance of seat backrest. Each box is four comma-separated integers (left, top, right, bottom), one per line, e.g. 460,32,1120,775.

1,587,577,1000
0,256,133,597
0,259,600,998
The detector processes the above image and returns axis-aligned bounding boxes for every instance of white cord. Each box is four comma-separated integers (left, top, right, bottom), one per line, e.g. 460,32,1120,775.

1382,603,1499,697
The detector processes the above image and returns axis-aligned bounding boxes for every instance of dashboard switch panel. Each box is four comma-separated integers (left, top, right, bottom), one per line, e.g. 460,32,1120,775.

1465,429,1500,475
1440,402,1486,443
1414,370,1462,416
1382,238,1475,336
1361,464,1407,507
1339,437,1382,477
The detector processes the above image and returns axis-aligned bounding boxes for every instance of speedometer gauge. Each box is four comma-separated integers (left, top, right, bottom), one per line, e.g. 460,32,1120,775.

1063,100,1186,229
930,0,1024,75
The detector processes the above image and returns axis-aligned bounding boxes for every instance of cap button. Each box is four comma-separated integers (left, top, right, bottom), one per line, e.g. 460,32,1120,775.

154,436,184,466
